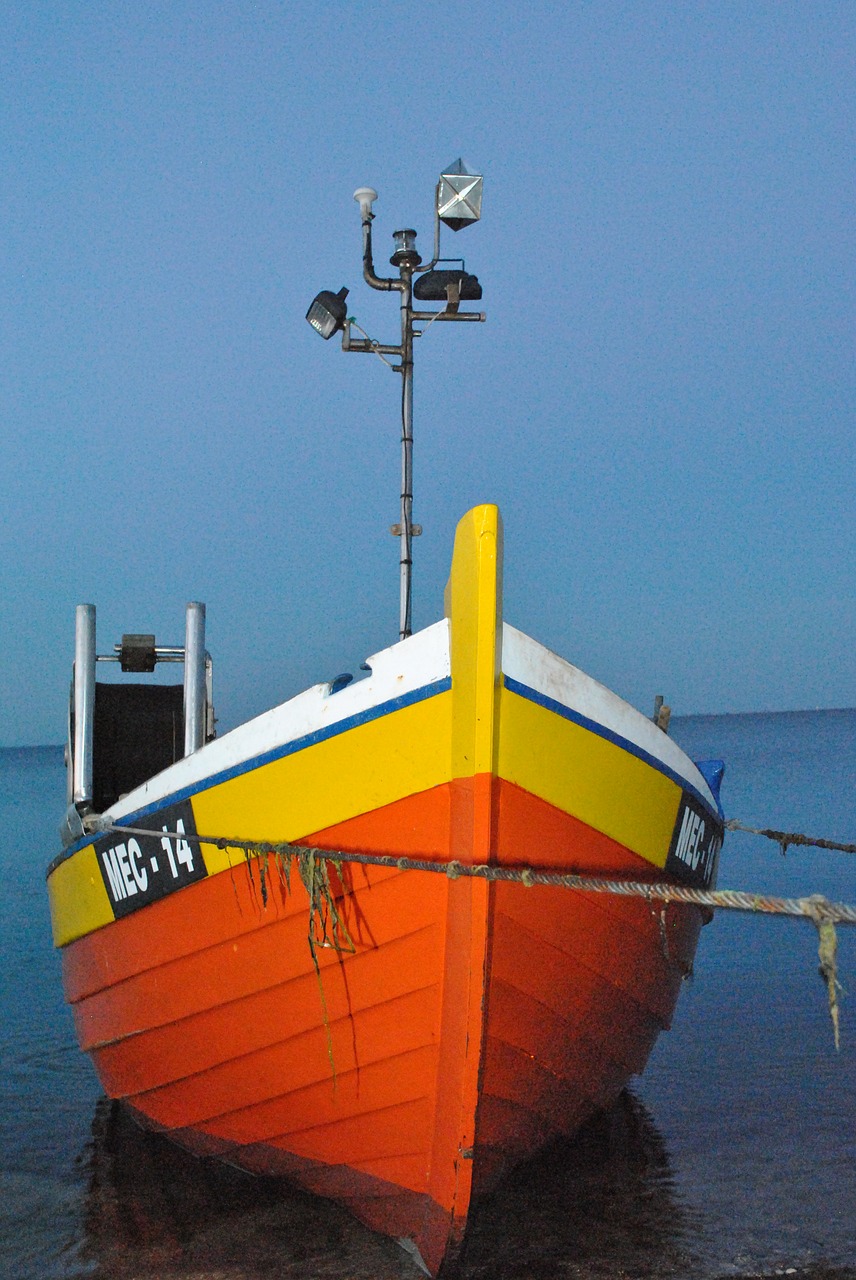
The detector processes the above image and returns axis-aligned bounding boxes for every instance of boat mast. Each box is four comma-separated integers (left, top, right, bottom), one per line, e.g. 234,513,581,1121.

306,162,485,640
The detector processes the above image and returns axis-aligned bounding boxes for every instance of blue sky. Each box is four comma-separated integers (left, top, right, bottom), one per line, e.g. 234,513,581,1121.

1,2,853,746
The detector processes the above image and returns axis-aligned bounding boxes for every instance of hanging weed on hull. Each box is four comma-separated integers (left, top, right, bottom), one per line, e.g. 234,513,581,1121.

238,842,355,1079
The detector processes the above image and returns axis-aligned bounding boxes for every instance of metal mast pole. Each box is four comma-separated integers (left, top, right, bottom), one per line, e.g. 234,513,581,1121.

357,200,421,640
398,265,414,639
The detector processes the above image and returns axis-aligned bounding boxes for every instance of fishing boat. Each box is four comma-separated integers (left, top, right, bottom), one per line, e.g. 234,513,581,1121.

47,167,724,1277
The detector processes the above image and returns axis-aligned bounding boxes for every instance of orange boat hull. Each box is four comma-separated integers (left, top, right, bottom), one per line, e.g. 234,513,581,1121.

49,506,722,1275
60,780,705,1273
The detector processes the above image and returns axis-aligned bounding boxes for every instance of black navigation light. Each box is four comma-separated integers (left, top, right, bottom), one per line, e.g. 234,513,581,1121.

306,286,349,340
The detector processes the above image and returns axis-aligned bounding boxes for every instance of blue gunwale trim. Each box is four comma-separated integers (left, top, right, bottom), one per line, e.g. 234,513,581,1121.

49,675,452,871
503,676,721,821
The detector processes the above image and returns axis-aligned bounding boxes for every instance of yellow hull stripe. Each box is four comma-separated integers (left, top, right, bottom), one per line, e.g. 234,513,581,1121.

498,685,681,867
195,691,453,875
48,843,115,946
48,678,685,946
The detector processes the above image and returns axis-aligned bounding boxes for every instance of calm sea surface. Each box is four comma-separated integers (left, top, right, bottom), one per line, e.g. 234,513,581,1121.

1,710,854,1279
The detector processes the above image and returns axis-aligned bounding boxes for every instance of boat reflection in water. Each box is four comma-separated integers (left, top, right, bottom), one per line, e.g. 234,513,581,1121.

462,1091,703,1278
80,1089,701,1279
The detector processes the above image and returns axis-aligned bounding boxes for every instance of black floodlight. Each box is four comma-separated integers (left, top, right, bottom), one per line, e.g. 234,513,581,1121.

437,159,483,231
306,286,349,340
413,268,482,303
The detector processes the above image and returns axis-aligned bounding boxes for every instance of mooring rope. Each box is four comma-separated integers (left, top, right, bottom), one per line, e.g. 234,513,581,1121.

106,823,856,925
725,820,856,856
103,823,853,1048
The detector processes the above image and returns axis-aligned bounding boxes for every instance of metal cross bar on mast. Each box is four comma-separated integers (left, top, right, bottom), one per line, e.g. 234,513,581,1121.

305,164,485,641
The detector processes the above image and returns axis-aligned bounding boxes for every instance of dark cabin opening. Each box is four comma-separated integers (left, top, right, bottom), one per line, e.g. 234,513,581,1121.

92,682,184,813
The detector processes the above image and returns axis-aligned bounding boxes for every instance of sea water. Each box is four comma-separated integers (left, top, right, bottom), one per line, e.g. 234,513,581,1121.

1,712,853,1280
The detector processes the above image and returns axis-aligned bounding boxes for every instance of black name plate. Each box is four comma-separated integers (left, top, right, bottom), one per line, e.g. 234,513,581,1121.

665,793,723,889
95,799,208,919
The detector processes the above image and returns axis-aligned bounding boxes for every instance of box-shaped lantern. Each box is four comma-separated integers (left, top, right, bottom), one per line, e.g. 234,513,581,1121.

437,159,483,231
